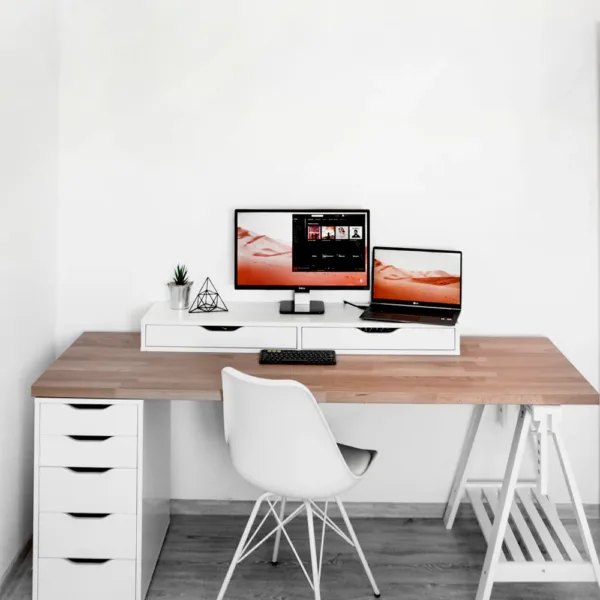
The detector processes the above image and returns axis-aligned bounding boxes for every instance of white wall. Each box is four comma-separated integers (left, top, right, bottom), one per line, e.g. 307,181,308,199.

0,0,58,579
57,1,600,503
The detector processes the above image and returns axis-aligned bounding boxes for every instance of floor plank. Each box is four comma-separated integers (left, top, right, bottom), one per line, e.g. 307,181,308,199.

4,514,600,600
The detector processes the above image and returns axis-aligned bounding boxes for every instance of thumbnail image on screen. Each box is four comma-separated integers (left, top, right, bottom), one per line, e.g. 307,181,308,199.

373,248,461,306
236,211,368,288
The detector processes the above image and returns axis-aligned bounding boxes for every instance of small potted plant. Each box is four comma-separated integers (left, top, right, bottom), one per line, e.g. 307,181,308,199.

167,264,193,310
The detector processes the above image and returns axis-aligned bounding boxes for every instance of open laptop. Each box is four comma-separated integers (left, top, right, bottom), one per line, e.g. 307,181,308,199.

360,246,462,326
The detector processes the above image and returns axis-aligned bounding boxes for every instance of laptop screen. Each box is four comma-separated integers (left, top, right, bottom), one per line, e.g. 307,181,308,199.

372,247,462,307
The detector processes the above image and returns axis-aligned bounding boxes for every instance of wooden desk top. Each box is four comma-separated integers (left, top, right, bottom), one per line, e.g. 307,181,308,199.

31,333,599,405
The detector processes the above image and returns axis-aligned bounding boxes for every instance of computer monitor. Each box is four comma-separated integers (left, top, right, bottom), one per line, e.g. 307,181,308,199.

235,209,370,314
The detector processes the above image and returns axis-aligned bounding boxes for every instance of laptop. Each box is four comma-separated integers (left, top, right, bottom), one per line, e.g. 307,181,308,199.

360,246,462,326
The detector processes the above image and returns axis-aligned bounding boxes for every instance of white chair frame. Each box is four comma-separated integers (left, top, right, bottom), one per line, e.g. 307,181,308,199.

217,493,380,600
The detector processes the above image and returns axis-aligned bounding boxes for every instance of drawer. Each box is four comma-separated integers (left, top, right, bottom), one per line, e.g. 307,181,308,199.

38,558,135,600
40,403,138,436
302,326,456,352
39,468,137,514
145,324,297,349
39,513,137,559
40,435,137,468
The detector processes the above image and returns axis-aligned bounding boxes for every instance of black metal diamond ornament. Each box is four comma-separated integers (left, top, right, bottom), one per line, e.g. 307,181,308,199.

189,277,228,313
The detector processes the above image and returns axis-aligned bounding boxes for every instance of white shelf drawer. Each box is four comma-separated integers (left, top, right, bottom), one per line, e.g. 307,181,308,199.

39,468,137,514
145,324,297,350
39,435,137,468
302,326,456,352
39,513,137,559
40,403,138,436
38,558,135,600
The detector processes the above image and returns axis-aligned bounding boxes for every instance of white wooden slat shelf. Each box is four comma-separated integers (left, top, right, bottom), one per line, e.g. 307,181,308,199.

466,485,596,582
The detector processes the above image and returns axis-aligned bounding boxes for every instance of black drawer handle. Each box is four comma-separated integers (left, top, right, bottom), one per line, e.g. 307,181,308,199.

201,326,242,332
67,513,110,519
67,435,112,442
69,404,111,410
66,467,111,473
357,328,397,334
66,558,110,565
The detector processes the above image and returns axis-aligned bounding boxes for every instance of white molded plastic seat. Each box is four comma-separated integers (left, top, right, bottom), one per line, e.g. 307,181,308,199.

217,367,380,600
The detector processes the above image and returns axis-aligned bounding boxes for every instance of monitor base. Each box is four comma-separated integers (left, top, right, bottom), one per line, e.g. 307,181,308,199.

279,300,325,315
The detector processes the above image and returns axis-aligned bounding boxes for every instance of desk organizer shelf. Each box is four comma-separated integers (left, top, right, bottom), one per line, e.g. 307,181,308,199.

141,301,460,355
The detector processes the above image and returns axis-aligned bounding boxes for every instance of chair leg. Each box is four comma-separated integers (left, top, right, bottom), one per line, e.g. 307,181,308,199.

335,498,381,597
217,493,269,600
305,501,321,600
271,496,286,565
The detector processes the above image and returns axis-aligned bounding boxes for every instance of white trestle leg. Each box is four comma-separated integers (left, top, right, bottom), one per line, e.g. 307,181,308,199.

551,417,600,588
444,404,485,529
475,406,532,600
447,405,600,600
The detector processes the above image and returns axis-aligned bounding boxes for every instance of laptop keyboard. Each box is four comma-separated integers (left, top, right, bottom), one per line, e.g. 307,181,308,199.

370,305,457,318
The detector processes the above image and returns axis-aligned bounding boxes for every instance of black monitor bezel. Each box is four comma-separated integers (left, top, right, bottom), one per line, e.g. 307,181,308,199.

235,209,371,290
371,246,463,309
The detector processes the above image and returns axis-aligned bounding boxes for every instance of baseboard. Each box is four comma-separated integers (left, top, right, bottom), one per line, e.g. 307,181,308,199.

171,499,600,520
0,539,32,600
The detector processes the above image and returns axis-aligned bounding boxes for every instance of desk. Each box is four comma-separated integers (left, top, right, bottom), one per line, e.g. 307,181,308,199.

31,332,599,600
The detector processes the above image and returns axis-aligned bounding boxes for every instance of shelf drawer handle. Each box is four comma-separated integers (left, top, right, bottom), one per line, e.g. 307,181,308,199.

200,326,242,332
66,467,112,473
66,558,110,565
357,328,397,334
67,513,110,519
68,404,111,410
67,435,113,442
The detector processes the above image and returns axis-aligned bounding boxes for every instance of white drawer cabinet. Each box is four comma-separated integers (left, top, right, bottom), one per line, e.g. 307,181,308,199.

39,435,138,468
40,403,138,436
34,398,171,600
39,467,138,514
144,324,297,351
37,558,136,600
38,513,137,559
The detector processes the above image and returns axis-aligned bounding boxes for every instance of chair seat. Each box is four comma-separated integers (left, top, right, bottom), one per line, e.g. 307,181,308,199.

337,443,377,477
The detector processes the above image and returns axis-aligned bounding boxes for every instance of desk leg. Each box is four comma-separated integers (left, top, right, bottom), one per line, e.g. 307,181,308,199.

444,405,485,529
552,418,600,588
475,406,531,600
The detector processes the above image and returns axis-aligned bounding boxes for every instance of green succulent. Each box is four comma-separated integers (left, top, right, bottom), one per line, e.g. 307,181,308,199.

171,264,189,286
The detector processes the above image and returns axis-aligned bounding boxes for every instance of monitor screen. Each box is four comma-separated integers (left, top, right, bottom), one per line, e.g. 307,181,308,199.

373,247,462,307
235,210,370,289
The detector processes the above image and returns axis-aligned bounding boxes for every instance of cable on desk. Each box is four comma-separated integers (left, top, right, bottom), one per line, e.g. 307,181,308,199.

343,300,369,310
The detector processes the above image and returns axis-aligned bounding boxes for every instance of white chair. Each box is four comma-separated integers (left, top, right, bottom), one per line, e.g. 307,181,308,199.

218,367,380,600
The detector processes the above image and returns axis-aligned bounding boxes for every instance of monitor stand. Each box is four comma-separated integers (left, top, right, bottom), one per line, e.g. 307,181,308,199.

279,291,324,315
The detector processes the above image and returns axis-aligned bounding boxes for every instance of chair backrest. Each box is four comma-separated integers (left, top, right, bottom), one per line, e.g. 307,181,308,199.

221,367,358,499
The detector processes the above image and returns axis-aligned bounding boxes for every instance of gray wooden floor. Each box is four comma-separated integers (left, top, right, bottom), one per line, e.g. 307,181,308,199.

4,514,600,600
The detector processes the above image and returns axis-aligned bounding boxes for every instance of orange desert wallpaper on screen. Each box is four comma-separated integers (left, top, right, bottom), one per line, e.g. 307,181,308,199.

237,227,367,287
373,258,460,304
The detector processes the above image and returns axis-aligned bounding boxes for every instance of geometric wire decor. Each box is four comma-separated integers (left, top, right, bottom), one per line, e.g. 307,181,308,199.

188,277,229,313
